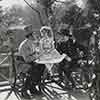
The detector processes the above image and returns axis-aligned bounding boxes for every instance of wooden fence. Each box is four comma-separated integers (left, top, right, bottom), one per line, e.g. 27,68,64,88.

0,52,18,92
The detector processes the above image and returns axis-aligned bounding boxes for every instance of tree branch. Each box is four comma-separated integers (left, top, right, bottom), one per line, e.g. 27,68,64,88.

55,0,65,4
24,0,44,25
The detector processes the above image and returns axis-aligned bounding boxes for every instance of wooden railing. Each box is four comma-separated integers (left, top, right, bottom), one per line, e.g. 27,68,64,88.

0,51,18,91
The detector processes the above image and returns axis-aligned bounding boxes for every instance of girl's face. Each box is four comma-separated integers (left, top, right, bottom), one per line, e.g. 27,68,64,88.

41,29,48,37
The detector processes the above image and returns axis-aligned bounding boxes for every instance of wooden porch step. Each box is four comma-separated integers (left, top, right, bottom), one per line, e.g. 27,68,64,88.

0,87,10,92
0,81,10,87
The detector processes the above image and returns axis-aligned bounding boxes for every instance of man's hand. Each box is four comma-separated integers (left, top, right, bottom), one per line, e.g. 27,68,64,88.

65,55,71,62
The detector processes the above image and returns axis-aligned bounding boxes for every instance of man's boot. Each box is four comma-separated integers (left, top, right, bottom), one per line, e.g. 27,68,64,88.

21,86,31,99
29,83,38,95
21,77,31,99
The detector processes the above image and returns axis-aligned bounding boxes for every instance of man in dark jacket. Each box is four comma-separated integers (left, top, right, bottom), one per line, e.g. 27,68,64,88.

57,29,87,88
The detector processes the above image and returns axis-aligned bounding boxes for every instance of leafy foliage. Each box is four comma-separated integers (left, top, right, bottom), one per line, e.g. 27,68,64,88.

0,6,25,51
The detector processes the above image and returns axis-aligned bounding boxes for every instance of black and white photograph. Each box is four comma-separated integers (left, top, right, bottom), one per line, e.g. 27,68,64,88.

0,0,100,100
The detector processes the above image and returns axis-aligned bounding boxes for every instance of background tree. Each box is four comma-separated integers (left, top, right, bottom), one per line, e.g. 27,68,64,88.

22,0,87,42
0,5,25,51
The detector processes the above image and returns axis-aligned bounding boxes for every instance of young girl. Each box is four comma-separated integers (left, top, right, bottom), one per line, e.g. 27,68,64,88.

36,26,66,72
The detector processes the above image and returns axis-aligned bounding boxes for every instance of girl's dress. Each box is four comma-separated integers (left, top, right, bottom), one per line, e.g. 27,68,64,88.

36,37,66,71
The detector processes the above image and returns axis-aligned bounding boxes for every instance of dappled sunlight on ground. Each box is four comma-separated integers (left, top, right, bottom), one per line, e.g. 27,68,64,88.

0,90,90,100
0,82,90,100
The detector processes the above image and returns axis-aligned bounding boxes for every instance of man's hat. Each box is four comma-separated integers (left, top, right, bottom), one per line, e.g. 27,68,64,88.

24,24,40,37
59,28,72,37
24,24,33,36
6,29,13,34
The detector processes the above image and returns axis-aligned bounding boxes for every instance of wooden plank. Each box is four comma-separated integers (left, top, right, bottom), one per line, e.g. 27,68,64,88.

0,56,8,65
0,80,20,87
0,81,10,87
0,52,18,56
0,88,10,92
0,64,11,67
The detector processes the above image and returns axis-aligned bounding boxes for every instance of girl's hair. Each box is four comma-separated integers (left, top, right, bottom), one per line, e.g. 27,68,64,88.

40,26,53,38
